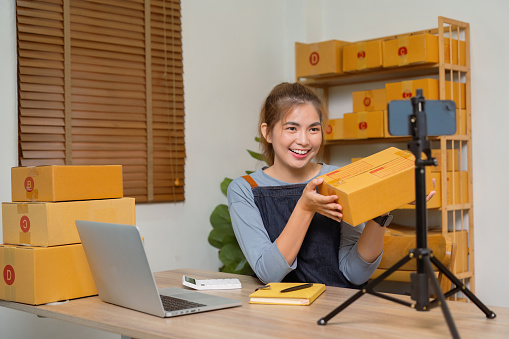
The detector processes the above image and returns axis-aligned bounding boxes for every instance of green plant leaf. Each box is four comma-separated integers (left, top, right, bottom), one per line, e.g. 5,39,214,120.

220,178,232,197
245,170,254,175
247,149,265,162
210,204,231,229
208,228,228,249
218,243,245,267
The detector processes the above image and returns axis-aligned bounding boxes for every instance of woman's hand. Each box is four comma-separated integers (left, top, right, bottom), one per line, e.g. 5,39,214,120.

408,178,437,205
297,178,343,222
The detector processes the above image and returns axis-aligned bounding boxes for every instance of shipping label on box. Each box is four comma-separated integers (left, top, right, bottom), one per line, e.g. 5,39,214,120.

325,118,344,141
0,244,97,305
317,147,416,226
343,111,384,139
11,165,123,202
2,197,135,247
343,40,383,72
352,88,386,112
295,40,350,78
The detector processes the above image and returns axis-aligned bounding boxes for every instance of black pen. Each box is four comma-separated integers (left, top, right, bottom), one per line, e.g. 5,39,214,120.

280,283,313,293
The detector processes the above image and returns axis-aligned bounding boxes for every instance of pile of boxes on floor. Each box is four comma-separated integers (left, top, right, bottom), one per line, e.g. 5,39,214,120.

0,165,135,305
295,33,467,141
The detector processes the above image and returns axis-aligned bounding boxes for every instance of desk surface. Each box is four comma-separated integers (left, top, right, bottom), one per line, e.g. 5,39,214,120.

1,268,507,339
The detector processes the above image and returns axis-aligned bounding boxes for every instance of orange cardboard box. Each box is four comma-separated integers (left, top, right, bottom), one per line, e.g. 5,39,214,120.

317,147,416,226
456,109,467,135
385,78,465,109
11,165,123,202
0,243,97,305
383,33,466,68
431,149,460,172
295,40,350,78
343,40,383,72
352,88,386,112
325,118,345,141
2,198,135,247
447,171,469,204
372,226,468,281
398,170,441,209
343,111,384,139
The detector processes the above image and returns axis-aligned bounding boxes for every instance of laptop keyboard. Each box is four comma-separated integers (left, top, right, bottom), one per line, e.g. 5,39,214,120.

160,295,207,312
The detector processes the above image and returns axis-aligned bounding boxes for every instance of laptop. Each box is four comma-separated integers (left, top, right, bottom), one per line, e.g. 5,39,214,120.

75,220,241,317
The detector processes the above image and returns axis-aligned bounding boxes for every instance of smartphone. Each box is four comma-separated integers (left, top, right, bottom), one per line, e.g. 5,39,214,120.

387,99,457,137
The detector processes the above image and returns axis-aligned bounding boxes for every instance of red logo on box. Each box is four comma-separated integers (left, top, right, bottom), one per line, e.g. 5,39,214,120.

3,265,15,285
326,124,332,134
398,47,408,56
359,122,368,130
309,52,320,65
357,51,366,59
20,216,30,233
363,97,371,107
24,177,35,192
402,91,412,98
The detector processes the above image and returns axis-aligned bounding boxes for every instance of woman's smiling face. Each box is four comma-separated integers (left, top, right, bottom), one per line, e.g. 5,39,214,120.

263,103,322,173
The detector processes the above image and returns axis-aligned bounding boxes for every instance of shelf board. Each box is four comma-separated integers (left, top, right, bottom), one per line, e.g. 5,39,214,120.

299,63,441,87
324,136,445,146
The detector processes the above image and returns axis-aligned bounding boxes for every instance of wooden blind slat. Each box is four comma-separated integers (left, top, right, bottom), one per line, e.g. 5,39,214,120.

72,135,146,143
17,1,63,13
20,134,65,142
71,102,146,113
70,7,144,25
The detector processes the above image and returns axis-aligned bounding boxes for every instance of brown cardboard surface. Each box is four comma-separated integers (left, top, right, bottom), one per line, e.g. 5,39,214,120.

382,34,465,68
343,111,384,139
431,149,460,172
2,198,135,247
0,244,97,305
295,40,350,78
325,118,344,141
317,147,416,226
11,165,123,202
343,40,383,72
385,78,465,109
352,88,386,112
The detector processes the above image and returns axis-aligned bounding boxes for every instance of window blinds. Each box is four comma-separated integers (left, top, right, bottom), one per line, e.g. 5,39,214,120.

17,0,185,202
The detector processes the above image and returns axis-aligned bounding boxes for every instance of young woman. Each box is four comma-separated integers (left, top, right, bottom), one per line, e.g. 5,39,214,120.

227,82,422,288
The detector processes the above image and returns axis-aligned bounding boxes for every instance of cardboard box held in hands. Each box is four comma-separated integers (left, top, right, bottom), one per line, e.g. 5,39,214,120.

317,147,416,226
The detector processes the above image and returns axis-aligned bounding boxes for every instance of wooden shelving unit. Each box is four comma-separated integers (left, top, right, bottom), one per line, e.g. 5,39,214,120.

297,17,474,294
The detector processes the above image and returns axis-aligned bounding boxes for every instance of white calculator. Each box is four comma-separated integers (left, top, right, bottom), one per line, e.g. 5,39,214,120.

182,275,242,290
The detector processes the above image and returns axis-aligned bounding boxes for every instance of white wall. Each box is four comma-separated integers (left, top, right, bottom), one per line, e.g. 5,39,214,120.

0,0,507,338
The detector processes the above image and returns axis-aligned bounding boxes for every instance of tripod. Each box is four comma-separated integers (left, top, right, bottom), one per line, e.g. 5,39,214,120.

317,90,496,338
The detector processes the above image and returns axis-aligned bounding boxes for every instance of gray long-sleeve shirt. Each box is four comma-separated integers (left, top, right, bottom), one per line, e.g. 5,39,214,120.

227,164,382,285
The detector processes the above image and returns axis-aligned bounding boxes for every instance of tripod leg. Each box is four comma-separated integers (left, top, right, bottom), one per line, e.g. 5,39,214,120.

318,253,414,325
317,290,364,325
423,256,460,339
430,255,496,319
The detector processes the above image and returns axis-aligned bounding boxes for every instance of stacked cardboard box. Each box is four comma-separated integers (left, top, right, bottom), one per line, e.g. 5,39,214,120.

295,34,465,79
1,165,135,305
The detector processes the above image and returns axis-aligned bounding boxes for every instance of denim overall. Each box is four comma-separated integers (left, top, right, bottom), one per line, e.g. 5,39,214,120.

244,176,358,288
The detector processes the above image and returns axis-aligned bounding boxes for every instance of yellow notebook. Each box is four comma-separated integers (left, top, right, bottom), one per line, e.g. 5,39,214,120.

249,283,325,305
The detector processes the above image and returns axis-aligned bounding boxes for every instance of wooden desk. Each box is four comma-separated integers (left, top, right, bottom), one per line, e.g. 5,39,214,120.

0,268,507,338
